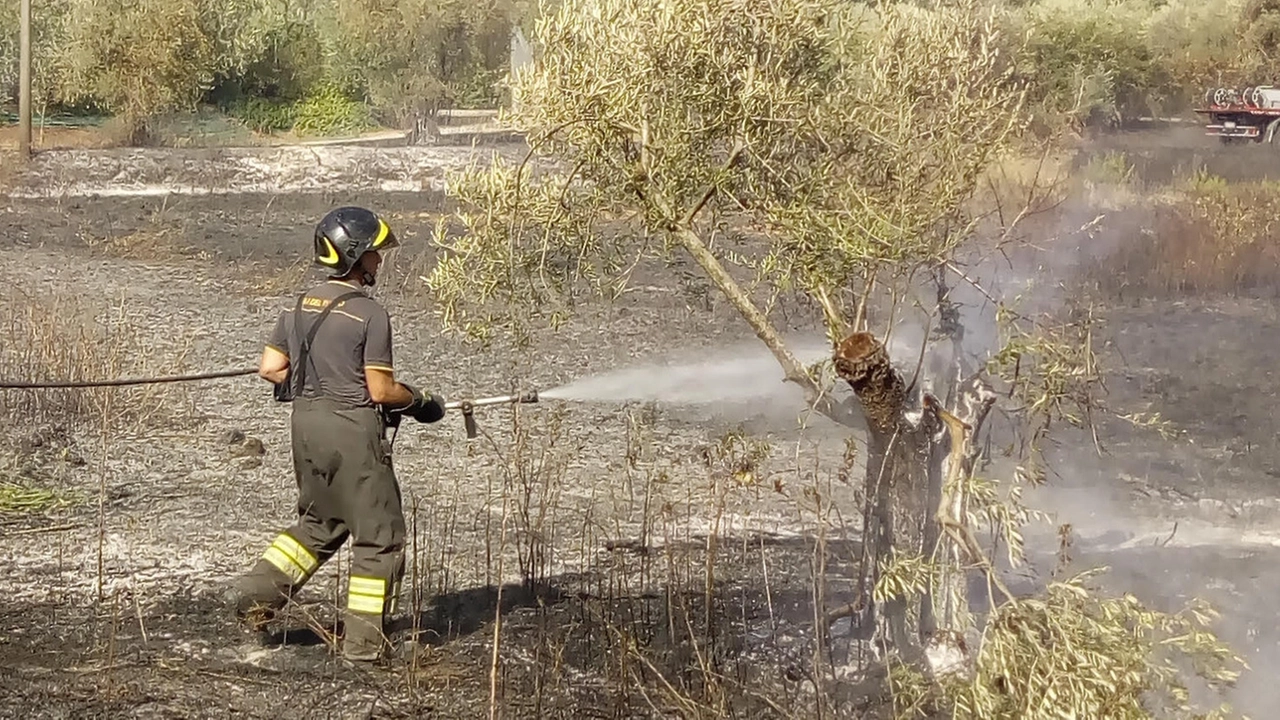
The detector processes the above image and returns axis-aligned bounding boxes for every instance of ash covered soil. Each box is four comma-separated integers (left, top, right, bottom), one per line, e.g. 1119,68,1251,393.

2,140,1280,717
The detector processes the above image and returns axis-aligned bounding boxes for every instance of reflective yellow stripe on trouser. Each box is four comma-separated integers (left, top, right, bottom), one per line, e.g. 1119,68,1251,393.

348,575,389,615
261,533,319,585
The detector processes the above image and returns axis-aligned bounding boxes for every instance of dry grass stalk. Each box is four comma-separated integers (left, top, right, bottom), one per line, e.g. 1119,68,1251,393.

0,285,196,432
0,149,23,191
84,227,184,261
240,257,315,298
95,394,112,604
1084,178,1280,300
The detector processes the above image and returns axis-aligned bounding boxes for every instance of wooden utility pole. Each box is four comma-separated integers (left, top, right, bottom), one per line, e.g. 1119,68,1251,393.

18,0,33,156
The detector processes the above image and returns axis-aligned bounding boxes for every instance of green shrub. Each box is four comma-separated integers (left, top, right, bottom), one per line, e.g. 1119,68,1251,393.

222,19,327,103
16,0,1267,143
3,0,527,133
1147,0,1251,105
289,82,373,136
228,96,297,133
322,0,515,125
0,0,66,107
1237,0,1280,79
448,66,506,109
1086,180,1280,298
1082,150,1135,187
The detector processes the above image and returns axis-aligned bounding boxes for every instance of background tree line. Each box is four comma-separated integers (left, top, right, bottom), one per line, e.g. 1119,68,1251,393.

0,0,541,141
4,0,1280,142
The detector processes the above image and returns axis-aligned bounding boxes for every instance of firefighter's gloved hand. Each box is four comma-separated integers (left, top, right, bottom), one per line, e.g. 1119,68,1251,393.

401,384,446,424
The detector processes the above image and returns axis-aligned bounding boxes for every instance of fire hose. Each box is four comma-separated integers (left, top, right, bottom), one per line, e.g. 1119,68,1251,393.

0,368,540,440
0,368,258,388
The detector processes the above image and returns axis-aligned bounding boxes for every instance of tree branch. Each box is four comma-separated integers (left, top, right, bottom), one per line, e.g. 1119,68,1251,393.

672,227,816,395
679,141,747,227
652,142,865,424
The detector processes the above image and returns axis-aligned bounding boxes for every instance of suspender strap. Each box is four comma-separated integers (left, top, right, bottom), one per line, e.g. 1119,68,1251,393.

291,290,364,399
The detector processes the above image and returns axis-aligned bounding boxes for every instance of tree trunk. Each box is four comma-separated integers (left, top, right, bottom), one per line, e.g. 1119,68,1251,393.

834,332,927,652
665,220,1000,667
833,331,996,665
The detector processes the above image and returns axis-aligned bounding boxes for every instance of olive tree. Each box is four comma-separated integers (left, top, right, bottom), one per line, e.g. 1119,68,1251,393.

424,0,1245,714
322,0,525,125
0,0,66,108
55,0,218,142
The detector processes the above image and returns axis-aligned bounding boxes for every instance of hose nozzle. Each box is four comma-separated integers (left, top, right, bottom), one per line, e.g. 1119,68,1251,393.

444,390,541,438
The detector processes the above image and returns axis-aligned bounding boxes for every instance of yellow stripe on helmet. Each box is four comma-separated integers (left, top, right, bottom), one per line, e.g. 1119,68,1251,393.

318,237,341,266
371,219,391,249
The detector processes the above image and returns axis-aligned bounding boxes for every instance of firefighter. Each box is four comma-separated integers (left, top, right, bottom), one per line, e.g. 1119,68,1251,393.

226,205,445,662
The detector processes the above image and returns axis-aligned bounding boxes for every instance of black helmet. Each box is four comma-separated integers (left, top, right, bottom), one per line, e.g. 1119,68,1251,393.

313,206,399,277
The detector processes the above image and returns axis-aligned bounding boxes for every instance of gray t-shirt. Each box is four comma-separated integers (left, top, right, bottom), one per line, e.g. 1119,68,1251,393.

266,280,395,409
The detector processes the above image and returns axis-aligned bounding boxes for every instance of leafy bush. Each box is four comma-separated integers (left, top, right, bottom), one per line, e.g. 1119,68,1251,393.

448,66,507,109
225,20,327,102
1010,0,1169,129
1082,150,1136,187
891,570,1246,720
227,97,296,133
1147,0,1252,105
0,0,67,107
1237,0,1280,78
9,0,1270,147
321,0,516,126
289,82,373,136
3,0,517,139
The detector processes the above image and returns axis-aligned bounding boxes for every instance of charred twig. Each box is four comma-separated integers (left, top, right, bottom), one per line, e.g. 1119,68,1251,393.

904,314,934,398
0,522,81,538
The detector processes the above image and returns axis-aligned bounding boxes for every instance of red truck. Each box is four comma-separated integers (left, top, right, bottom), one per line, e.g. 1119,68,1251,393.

1195,86,1280,144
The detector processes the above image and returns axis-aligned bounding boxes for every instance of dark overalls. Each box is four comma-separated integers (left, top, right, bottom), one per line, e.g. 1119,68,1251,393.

232,279,407,661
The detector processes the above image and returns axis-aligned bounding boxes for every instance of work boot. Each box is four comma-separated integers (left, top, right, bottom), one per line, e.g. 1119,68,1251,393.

342,610,388,662
225,561,293,633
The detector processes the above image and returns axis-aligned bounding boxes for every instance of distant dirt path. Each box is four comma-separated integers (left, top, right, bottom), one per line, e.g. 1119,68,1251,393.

1,143,535,199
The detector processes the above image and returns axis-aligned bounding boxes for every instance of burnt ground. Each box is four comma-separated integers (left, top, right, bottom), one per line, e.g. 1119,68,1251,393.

2,134,1280,717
